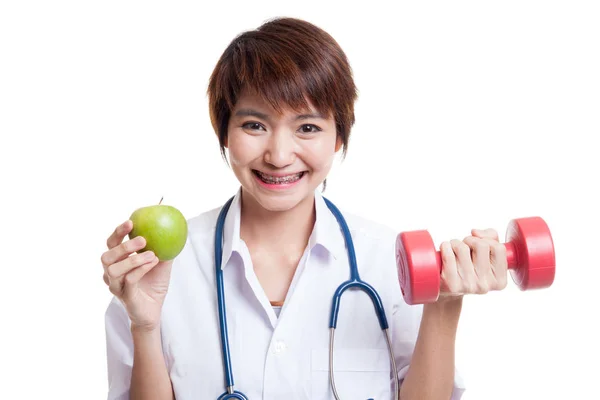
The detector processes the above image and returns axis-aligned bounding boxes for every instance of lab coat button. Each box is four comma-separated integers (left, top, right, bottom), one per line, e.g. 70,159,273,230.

273,340,287,355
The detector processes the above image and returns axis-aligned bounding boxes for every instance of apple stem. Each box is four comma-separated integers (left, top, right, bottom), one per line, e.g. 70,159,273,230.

159,196,163,205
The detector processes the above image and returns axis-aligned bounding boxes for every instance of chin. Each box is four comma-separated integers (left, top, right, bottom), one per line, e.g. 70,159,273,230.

252,191,308,213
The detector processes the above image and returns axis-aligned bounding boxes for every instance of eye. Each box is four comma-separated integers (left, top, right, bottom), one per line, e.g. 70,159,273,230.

299,124,322,134
242,122,265,131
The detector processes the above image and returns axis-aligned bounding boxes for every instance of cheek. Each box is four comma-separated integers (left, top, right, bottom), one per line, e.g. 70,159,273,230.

301,138,337,171
228,132,260,166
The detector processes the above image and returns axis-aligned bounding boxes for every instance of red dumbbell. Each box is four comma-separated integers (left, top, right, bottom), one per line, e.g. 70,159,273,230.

395,217,556,305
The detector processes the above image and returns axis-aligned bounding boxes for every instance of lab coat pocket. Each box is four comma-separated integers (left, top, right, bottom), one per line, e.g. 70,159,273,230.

310,348,392,400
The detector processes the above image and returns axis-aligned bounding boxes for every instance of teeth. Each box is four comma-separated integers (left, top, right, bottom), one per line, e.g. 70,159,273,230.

256,171,303,184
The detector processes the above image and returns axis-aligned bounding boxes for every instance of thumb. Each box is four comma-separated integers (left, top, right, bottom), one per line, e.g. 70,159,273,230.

471,228,499,241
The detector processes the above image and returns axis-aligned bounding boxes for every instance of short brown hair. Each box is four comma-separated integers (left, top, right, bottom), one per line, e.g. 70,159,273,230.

207,17,358,161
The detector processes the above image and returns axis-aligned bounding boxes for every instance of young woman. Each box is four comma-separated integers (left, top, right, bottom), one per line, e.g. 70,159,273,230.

102,17,507,400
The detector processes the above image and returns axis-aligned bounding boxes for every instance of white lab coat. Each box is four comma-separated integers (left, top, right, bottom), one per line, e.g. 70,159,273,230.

105,189,466,399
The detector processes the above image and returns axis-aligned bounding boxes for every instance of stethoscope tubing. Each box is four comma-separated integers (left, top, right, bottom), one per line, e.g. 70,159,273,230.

214,195,398,399
215,197,236,390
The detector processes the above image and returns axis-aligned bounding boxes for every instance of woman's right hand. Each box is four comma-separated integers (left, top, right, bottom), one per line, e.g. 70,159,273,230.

101,219,174,332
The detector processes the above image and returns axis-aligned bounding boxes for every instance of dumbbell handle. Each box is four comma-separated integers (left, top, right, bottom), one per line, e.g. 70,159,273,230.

433,241,519,270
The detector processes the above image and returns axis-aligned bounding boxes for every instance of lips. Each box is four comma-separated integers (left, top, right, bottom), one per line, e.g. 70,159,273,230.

252,170,306,184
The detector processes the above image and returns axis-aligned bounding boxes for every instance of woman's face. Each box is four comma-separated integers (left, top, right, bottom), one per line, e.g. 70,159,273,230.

226,90,341,212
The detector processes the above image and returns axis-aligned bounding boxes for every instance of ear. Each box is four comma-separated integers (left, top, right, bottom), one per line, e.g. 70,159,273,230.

334,135,343,152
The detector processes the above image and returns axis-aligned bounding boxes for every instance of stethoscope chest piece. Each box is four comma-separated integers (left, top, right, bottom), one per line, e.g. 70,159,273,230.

217,391,249,400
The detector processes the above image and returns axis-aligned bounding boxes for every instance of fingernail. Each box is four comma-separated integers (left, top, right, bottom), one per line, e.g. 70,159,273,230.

144,251,155,260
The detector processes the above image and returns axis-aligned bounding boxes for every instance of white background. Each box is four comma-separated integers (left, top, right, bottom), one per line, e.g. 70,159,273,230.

1,0,598,399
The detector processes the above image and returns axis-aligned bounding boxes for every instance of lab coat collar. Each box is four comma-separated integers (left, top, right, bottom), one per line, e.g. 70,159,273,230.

220,188,344,270
310,189,345,261
220,188,243,270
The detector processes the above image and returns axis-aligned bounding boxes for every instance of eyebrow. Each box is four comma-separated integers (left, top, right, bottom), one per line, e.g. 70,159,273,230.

234,108,326,121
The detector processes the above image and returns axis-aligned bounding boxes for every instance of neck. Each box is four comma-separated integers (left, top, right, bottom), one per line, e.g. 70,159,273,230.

239,190,316,253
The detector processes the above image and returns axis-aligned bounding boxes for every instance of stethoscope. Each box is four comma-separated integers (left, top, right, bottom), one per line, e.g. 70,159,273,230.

214,195,399,400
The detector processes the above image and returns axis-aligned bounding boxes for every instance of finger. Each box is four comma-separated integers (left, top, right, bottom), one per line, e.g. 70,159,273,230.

463,236,494,293
484,238,508,289
106,220,133,250
123,256,160,287
471,228,499,241
108,273,123,296
451,239,477,293
107,251,154,297
107,250,156,283
440,241,461,294
101,236,147,268
463,236,492,279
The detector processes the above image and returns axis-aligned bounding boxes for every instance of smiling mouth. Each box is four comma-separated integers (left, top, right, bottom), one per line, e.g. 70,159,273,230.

252,170,306,184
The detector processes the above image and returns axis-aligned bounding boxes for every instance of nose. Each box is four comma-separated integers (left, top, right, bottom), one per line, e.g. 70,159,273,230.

264,130,296,168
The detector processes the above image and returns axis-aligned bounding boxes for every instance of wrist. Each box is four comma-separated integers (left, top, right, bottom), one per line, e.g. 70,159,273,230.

433,294,464,310
422,296,463,331
131,322,161,336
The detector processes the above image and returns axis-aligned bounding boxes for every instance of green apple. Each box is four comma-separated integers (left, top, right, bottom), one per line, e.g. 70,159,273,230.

128,201,188,261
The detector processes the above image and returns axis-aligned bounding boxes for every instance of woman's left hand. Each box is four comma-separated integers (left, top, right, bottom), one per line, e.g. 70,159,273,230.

438,228,509,302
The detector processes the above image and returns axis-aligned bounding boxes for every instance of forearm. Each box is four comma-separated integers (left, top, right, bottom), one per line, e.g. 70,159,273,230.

399,298,463,400
130,325,174,400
